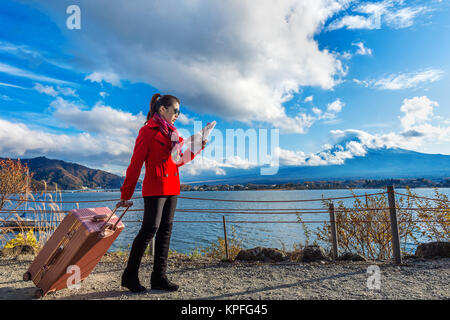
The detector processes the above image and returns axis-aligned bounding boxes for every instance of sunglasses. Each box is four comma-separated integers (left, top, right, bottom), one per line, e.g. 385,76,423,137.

172,107,180,115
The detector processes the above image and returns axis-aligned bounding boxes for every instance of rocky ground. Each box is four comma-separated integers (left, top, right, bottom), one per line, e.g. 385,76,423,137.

0,252,448,300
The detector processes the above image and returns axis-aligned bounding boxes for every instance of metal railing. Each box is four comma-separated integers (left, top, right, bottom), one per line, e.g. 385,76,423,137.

1,186,448,263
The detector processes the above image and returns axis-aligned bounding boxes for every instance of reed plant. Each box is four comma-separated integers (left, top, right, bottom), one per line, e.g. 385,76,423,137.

30,181,66,249
0,159,66,253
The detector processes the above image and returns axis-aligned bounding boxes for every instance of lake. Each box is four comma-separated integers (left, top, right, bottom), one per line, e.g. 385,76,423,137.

2,188,449,254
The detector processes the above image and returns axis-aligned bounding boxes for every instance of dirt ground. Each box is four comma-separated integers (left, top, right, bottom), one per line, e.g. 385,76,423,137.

0,253,448,300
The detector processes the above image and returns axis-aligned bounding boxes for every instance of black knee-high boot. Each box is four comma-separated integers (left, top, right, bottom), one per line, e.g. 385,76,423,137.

150,195,179,291
122,225,157,292
150,219,178,291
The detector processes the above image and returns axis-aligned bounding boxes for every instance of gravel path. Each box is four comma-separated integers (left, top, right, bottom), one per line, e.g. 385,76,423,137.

0,254,448,300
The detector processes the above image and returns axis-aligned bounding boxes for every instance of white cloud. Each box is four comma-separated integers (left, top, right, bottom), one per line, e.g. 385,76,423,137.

328,14,380,30
376,69,443,90
33,83,78,97
327,0,387,30
327,0,429,31
297,98,345,126
57,87,77,97
335,42,373,61
400,96,438,129
177,154,261,177
312,107,322,116
304,96,314,102
346,140,367,156
327,98,345,113
354,69,444,90
50,97,145,137
0,41,73,70
0,41,41,59
0,82,27,89
178,156,227,176
35,0,352,134
0,62,72,85
352,78,369,87
275,140,364,167
275,147,307,166
0,93,157,174
328,96,450,155
84,71,121,87
0,117,135,171
352,42,373,56
329,125,450,155
176,113,196,125
33,83,58,97
384,5,428,28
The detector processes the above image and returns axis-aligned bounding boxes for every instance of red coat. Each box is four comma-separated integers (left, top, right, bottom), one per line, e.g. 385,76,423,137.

120,117,203,200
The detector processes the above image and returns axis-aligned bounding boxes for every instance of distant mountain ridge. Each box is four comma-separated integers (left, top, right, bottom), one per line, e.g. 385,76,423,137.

1,156,124,190
3,146,450,190
180,147,450,185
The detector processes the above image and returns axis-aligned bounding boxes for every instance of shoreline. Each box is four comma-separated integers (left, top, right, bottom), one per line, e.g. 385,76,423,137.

8,186,450,195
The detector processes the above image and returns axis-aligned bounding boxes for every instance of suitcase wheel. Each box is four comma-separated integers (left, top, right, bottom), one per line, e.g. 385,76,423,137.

23,272,32,281
34,288,44,299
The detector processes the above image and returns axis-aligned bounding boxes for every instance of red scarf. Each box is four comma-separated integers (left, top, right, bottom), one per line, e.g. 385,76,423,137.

152,113,183,161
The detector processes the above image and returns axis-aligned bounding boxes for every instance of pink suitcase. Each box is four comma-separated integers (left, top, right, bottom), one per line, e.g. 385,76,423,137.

23,205,130,298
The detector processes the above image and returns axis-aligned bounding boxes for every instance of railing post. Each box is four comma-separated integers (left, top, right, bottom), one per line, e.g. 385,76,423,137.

387,186,402,265
328,203,338,261
222,215,229,261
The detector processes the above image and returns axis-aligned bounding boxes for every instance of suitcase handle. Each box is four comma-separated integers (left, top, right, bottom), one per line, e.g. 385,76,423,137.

48,246,64,266
99,202,132,236
92,214,108,222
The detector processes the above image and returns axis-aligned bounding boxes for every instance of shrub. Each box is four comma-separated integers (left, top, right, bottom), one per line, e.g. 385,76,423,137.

4,228,39,251
0,159,30,211
405,187,449,242
1,175,65,253
304,187,449,261
201,225,244,260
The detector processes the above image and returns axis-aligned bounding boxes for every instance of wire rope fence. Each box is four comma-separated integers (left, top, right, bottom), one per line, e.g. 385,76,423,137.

1,186,448,263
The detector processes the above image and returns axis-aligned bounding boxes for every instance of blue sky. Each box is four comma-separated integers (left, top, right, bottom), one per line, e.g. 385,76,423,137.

0,0,449,179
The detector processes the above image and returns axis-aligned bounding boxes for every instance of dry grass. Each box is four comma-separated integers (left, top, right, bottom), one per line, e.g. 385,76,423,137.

199,225,245,260
29,181,66,249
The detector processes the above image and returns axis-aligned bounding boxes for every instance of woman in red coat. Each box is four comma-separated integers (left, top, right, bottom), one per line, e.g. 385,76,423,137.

118,93,206,292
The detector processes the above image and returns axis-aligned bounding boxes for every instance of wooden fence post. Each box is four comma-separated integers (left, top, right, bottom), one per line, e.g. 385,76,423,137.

222,216,229,261
387,186,402,265
329,203,338,261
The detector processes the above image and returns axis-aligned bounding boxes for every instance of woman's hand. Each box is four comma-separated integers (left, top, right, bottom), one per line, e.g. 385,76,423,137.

116,199,133,208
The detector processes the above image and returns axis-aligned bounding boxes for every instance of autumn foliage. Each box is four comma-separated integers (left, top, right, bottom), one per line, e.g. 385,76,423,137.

0,159,31,211
308,187,450,260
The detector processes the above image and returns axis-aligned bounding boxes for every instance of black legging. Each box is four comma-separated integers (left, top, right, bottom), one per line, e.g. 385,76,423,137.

125,195,178,275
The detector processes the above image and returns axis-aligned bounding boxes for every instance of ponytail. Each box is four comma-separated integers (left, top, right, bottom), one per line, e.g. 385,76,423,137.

146,93,161,123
